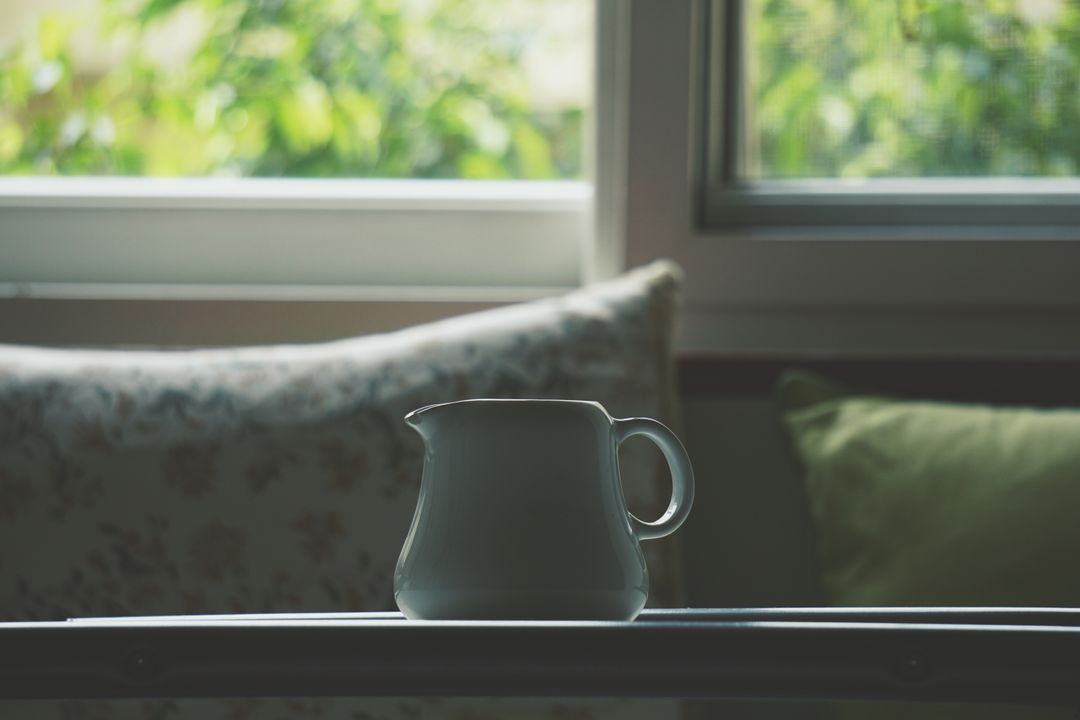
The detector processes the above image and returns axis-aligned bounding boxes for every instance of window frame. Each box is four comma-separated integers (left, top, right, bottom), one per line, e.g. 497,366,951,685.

620,0,1080,354
7,0,1080,354
700,0,1080,232
0,1,610,302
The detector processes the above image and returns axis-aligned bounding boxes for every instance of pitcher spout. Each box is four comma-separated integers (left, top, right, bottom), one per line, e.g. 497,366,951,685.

403,407,423,429
403,401,451,437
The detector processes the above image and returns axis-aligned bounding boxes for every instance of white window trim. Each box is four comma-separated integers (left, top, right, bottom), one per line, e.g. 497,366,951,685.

0,177,590,300
587,0,632,283
622,0,1080,354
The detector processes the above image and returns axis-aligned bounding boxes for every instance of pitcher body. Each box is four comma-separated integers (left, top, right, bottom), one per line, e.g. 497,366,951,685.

394,399,693,620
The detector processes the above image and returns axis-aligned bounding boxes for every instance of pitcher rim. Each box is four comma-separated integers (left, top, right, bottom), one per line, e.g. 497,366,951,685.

405,398,609,423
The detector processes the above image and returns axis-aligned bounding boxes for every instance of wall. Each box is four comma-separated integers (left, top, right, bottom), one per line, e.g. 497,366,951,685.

0,297,502,348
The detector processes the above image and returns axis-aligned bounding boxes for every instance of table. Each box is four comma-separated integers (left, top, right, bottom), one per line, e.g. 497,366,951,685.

1,608,1078,707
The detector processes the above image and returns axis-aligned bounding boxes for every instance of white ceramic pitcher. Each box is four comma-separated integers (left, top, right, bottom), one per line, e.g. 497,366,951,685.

394,399,694,620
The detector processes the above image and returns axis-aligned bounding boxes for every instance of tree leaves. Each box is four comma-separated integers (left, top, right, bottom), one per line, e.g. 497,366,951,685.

752,0,1080,179
0,0,586,179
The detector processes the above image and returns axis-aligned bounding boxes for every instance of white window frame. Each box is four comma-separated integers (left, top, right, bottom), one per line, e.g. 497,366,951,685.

620,0,1080,354
0,0,629,307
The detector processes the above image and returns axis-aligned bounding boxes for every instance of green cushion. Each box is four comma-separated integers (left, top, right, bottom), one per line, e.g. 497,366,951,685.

779,370,1080,607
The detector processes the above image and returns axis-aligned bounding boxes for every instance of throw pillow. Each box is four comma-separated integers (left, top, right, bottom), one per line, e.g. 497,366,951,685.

779,370,1080,607
0,260,684,622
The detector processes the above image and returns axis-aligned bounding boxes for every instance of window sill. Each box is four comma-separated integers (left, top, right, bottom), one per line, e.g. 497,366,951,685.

0,177,590,211
704,179,1080,229
0,178,591,291
698,224,1080,243
0,281,571,303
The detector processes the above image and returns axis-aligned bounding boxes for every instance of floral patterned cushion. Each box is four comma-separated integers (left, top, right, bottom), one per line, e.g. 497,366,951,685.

0,261,685,718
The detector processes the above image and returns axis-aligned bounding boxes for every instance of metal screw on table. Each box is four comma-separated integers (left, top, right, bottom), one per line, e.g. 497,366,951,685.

122,647,160,683
894,657,932,684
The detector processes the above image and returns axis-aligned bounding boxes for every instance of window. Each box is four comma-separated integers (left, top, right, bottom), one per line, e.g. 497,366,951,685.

0,0,589,180
0,0,596,295
703,0,1080,228
615,0,1080,354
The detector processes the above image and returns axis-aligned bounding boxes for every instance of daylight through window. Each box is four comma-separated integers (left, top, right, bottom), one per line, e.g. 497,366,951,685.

740,0,1080,181
0,0,591,180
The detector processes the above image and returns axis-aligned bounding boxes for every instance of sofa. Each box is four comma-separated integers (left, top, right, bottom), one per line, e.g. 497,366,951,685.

3,260,1079,719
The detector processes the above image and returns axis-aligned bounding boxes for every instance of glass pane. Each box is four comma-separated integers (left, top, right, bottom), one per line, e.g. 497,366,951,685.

744,0,1080,180
0,0,591,179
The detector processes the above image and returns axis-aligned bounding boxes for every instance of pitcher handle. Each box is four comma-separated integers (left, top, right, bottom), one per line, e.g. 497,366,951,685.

614,417,695,541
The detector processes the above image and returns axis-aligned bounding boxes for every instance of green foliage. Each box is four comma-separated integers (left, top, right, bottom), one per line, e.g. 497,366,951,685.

752,0,1080,178
10,0,1074,182
0,0,585,178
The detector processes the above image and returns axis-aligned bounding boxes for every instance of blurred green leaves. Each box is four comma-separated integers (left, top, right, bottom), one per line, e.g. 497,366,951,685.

750,0,1080,179
0,0,586,178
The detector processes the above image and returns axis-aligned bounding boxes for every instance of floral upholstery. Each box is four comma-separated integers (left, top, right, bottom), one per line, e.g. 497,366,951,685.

0,261,685,719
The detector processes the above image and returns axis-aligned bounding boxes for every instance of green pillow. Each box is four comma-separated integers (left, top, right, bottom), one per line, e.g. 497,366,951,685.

780,370,1080,607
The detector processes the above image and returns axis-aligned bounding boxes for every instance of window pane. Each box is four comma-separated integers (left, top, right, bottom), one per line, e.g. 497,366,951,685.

0,0,591,179
745,0,1080,180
